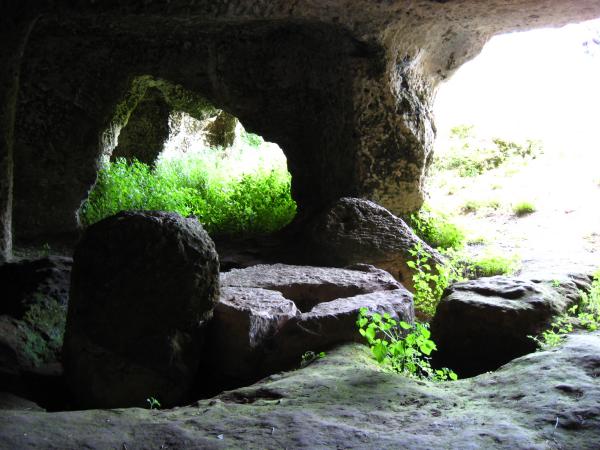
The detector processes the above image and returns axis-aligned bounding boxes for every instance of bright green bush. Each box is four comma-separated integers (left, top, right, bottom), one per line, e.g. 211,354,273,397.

513,201,536,216
79,157,297,236
407,206,465,250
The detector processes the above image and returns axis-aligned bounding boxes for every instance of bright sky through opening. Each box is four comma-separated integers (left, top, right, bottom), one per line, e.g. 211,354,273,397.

434,18,600,156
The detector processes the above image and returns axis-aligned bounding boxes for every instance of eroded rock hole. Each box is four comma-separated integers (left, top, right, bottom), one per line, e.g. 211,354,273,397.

78,77,297,242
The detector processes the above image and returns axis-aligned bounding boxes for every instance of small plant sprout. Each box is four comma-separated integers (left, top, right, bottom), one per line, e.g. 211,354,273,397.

356,308,457,382
146,397,161,410
301,351,326,367
530,271,600,348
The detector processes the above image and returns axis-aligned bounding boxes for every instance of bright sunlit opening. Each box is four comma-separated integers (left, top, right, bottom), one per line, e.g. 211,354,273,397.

435,18,600,156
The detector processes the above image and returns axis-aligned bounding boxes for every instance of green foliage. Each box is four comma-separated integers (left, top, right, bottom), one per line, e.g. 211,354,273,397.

407,206,465,250
513,201,536,216
406,242,461,318
433,126,543,177
80,157,297,237
462,253,520,278
300,351,326,368
241,131,263,148
460,199,500,215
356,308,457,381
146,397,161,410
530,271,600,348
21,297,66,366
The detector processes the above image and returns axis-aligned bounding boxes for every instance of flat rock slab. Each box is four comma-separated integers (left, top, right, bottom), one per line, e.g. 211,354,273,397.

221,263,401,312
263,288,414,371
209,265,411,385
431,276,576,376
1,332,599,449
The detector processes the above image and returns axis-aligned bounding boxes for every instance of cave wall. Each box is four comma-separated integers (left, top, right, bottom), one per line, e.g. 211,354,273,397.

110,87,171,165
3,0,600,252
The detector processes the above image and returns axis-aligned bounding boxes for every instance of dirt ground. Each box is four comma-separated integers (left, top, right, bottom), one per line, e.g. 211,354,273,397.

427,142,600,277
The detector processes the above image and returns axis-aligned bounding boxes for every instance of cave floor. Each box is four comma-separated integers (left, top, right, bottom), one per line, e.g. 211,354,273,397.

1,334,599,449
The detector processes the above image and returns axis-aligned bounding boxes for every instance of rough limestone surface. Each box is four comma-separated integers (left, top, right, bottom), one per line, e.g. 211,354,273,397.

0,392,43,412
431,276,577,377
209,286,299,384
7,1,600,242
0,256,71,375
204,265,412,388
110,87,170,165
1,332,599,449
205,110,238,149
63,211,219,409
305,197,444,290
221,263,402,312
263,288,414,373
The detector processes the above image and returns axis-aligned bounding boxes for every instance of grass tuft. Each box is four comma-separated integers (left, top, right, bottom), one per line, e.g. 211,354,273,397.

512,201,536,217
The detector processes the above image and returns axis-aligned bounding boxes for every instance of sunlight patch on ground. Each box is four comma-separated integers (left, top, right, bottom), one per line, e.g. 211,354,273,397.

431,18,600,274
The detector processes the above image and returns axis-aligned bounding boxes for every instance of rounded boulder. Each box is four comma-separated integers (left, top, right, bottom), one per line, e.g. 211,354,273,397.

63,211,219,409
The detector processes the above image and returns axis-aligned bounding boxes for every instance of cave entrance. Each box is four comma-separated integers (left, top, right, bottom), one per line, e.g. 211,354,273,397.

78,78,297,243
426,18,600,277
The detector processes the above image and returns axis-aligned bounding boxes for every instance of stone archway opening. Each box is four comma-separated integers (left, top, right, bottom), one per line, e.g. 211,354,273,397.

77,76,296,242
421,18,600,279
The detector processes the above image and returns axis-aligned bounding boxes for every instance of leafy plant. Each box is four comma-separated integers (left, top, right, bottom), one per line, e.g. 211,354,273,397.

146,397,161,410
530,271,600,348
300,351,326,367
406,205,465,250
513,201,536,216
406,242,461,319
356,308,457,381
80,157,297,237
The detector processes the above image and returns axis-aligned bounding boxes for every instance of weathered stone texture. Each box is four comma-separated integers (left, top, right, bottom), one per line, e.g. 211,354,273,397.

111,87,170,165
305,197,444,290
63,211,219,409
2,332,600,449
7,0,600,243
431,276,578,376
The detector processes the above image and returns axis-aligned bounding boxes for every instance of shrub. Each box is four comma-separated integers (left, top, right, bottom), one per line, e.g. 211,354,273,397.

407,206,465,250
356,308,457,381
513,201,536,216
79,157,297,236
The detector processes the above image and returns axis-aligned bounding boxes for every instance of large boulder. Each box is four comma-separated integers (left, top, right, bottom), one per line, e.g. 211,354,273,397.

63,211,219,409
431,276,578,377
304,197,444,290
